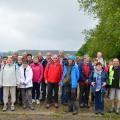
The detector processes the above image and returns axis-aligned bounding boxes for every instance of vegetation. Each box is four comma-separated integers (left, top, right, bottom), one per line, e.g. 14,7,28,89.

77,0,120,59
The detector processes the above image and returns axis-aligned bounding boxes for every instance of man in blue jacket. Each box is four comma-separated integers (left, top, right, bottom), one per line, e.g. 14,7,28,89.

61,55,79,115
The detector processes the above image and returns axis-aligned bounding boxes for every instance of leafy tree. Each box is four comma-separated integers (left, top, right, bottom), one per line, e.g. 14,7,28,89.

77,0,120,59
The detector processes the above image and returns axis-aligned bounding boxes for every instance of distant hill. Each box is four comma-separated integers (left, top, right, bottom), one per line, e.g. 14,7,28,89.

0,50,77,57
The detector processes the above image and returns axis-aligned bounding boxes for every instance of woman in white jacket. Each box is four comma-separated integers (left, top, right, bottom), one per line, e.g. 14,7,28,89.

0,57,19,111
18,58,34,110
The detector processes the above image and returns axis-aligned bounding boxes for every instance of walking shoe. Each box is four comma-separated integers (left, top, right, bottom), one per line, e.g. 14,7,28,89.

54,103,59,108
80,104,84,108
116,108,120,115
36,99,40,104
95,110,99,115
23,105,27,109
84,104,90,108
108,108,115,113
72,110,78,115
46,104,50,109
32,99,36,103
3,105,7,112
29,106,35,110
40,98,45,102
11,105,15,111
100,111,105,115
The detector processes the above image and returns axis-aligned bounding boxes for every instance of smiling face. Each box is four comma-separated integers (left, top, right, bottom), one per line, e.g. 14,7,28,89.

53,54,59,63
113,58,119,67
96,64,102,71
46,52,52,60
27,55,32,61
33,57,39,64
7,57,13,65
23,63,28,68
83,56,90,64
59,50,64,58
97,52,102,59
18,57,22,65
68,59,73,66
38,52,43,60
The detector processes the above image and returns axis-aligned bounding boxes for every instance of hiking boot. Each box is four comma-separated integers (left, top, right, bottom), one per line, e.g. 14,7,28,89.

54,103,59,108
23,105,27,109
84,104,90,108
95,110,99,115
32,99,36,103
3,105,7,112
36,100,40,105
80,104,84,108
108,108,115,113
11,105,15,111
100,111,105,115
29,106,35,110
46,104,50,109
72,110,78,115
116,108,120,115
40,98,45,102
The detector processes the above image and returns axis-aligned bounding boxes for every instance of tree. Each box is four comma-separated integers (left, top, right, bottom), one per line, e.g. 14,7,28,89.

77,0,120,59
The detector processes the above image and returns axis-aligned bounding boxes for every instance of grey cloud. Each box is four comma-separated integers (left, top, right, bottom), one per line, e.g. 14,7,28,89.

0,0,98,51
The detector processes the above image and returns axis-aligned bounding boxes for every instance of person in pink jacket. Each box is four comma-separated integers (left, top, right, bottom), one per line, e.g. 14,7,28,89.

31,56,43,104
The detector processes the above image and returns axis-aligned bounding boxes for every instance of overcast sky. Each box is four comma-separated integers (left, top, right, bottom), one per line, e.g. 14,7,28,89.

0,0,98,52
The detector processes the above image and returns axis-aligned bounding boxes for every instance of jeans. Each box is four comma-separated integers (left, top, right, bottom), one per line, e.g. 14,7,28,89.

61,85,69,104
95,90,104,112
32,82,40,100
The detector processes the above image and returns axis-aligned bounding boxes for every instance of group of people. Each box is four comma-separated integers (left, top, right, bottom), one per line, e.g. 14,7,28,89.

0,51,119,116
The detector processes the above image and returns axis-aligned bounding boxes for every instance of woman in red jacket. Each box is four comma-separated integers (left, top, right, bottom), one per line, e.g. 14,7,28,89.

31,56,43,104
44,54,63,109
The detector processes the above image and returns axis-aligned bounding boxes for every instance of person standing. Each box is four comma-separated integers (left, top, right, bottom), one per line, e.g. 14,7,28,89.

40,52,52,102
90,62,107,115
31,56,43,104
44,54,63,108
108,58,120,114
59,50,69,105
79,54,94,108
0,57,19,111
62,55,79,115
18,58,34,110
16,57,23,105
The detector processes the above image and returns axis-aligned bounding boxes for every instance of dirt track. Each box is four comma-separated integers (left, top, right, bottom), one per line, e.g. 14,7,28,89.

0,99,119,120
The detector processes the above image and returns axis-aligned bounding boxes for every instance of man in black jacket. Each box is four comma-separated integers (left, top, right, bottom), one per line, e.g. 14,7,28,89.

38,52,52,102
